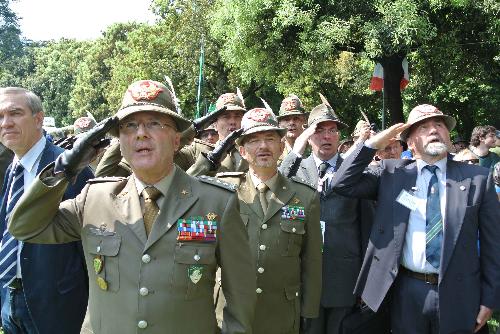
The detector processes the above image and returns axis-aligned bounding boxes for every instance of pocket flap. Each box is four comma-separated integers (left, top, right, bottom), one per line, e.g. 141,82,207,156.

86,231,121,256
285,286,300,300
175,244,216,265
280,220,306,235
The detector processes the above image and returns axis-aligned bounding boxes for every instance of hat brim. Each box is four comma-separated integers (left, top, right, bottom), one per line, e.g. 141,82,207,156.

276,111,308,120
235,126,287,145
223,106,246,113
109,104,192,136
400,114,456,142
305,118,348,130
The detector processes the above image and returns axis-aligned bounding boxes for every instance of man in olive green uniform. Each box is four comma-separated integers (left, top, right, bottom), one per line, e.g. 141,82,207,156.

277,95,309,164
9,80,256,334
0,142,14,189
218,107,322,334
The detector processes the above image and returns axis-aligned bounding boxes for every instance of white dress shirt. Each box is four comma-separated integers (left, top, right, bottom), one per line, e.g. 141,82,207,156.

401,157,447,274
9,136,46,278
312,153,339,192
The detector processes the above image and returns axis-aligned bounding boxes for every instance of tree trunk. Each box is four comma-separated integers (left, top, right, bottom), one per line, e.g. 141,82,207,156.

380,54,405,125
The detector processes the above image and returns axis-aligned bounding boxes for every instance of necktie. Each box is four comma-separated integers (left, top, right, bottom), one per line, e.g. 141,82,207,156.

318,161,330,179
142,187,162,236
257,183,268,216
424,165,443,269
0,163,25,288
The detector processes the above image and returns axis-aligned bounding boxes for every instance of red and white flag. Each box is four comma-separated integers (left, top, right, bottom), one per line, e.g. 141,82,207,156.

369,57,410,91
369,63,384,91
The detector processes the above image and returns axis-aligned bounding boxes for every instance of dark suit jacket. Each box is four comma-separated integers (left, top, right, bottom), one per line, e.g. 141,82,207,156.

280,151,364,308
331,145,500,334
0,140,93,334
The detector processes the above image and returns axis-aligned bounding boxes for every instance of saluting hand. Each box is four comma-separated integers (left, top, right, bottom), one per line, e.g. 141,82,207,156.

54,116,119,182
365,123,410,150
292,123,317,156
205,128,243,170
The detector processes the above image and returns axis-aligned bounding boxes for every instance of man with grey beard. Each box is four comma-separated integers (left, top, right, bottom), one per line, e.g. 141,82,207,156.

330,104,500,334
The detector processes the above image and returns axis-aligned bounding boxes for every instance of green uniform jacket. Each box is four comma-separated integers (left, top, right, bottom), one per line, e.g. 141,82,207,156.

9,165,256,334
219,171,322,334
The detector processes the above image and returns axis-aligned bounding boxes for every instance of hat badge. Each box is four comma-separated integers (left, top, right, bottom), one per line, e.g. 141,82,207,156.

283,99,297,111
247,108,272,122
128,81,163,101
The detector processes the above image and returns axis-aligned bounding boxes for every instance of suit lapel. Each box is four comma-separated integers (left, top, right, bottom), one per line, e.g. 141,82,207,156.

393,161,418,258
239,175,263,219
111,177,147,245
36,141,55,174
440,159,469,280
264,173,295,222
145,169,198,251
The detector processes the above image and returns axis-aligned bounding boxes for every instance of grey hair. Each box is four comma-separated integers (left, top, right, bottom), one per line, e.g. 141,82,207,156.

0,87,43,115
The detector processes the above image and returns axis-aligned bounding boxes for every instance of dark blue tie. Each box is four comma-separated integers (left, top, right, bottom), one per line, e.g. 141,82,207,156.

424,165,442,269
0,162,24,288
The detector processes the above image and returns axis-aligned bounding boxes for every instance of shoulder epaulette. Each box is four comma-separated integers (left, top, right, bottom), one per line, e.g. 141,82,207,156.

198,175,237,192
290,176,316,190
216,171,246,178
87,176,127,184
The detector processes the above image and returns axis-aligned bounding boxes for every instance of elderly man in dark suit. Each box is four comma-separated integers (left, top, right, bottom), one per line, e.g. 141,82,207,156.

280,97,368,334
0,87,92,333
331,104,500,334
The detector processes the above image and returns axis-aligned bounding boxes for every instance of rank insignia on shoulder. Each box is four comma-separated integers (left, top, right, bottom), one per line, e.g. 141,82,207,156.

177,217,217,242
188,265,203,284
290,176,315,190
281,205,306,221
198,175,237,191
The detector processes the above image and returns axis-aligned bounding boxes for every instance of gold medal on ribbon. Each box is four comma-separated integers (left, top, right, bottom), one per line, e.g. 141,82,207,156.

93,256,103,274
96,277,108,291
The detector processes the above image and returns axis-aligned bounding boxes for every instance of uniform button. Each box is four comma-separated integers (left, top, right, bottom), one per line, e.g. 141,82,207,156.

138,320,148,329
256,288,262,294
292,227,296,233
261,224,268,230
259,245,266,251
142,254,151,263
139,287,149,296
295,292,299,297
194,254,201,261
257,267,265,274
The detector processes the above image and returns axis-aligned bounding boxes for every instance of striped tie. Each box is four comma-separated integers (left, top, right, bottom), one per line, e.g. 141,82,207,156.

0,162,24,288
424,165,442,269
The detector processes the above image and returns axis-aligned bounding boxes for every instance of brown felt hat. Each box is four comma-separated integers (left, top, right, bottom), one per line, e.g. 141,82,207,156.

400,104,456,142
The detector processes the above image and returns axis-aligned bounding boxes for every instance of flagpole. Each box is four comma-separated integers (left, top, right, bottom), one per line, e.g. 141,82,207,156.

196,37,205,118
382,88,385,130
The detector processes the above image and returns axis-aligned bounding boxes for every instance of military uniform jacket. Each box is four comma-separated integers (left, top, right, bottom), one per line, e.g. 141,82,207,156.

219,171,322,334
10,165,256,334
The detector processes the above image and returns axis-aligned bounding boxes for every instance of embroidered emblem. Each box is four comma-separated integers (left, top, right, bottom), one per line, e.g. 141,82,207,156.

93,256,103,274
246,108,273,122
74,117,92,129
128,80,162,101
281,205,306,221
177,217,217,242
283,99,298,111
188,265,203,284
206,212,217,221
96,277,108,291
181,189,189,195
292,197,301,204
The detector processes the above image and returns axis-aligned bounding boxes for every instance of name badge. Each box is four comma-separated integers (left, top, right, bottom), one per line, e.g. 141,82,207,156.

396,189,417,211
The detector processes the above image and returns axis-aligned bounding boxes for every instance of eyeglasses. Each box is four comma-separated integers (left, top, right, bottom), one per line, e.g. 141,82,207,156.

315,128,339,136
119,120,176,134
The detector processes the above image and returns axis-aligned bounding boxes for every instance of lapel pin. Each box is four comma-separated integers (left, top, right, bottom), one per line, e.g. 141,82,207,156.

411,187,418,191
181,189,189,196
283,186,287,190
206,212,218,221
459,185,466,191
293,197,301,204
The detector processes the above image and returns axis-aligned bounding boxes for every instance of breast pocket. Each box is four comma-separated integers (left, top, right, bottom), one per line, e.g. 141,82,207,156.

279,220,305,257
174,243,217,300
86,232,121,292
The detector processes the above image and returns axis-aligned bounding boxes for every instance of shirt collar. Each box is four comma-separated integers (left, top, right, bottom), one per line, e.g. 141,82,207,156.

250,171,278,192
312,152,339,169
416,156,447,175
134,166,176,198
13,136,46,173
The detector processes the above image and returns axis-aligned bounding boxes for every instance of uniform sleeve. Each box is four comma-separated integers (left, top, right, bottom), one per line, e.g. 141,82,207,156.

9,163,86,243
218,193,256,334
95,141,131,177
300,191,322,318
279,151,303,178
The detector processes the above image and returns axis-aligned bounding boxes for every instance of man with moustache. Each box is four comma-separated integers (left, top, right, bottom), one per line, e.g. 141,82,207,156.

218,107,322,334
330,104,500,333
276,95,309,164
280,98,367,334
8,80,256,334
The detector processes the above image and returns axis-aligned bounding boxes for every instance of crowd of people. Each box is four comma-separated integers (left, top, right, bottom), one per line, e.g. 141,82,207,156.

0,81,498,334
